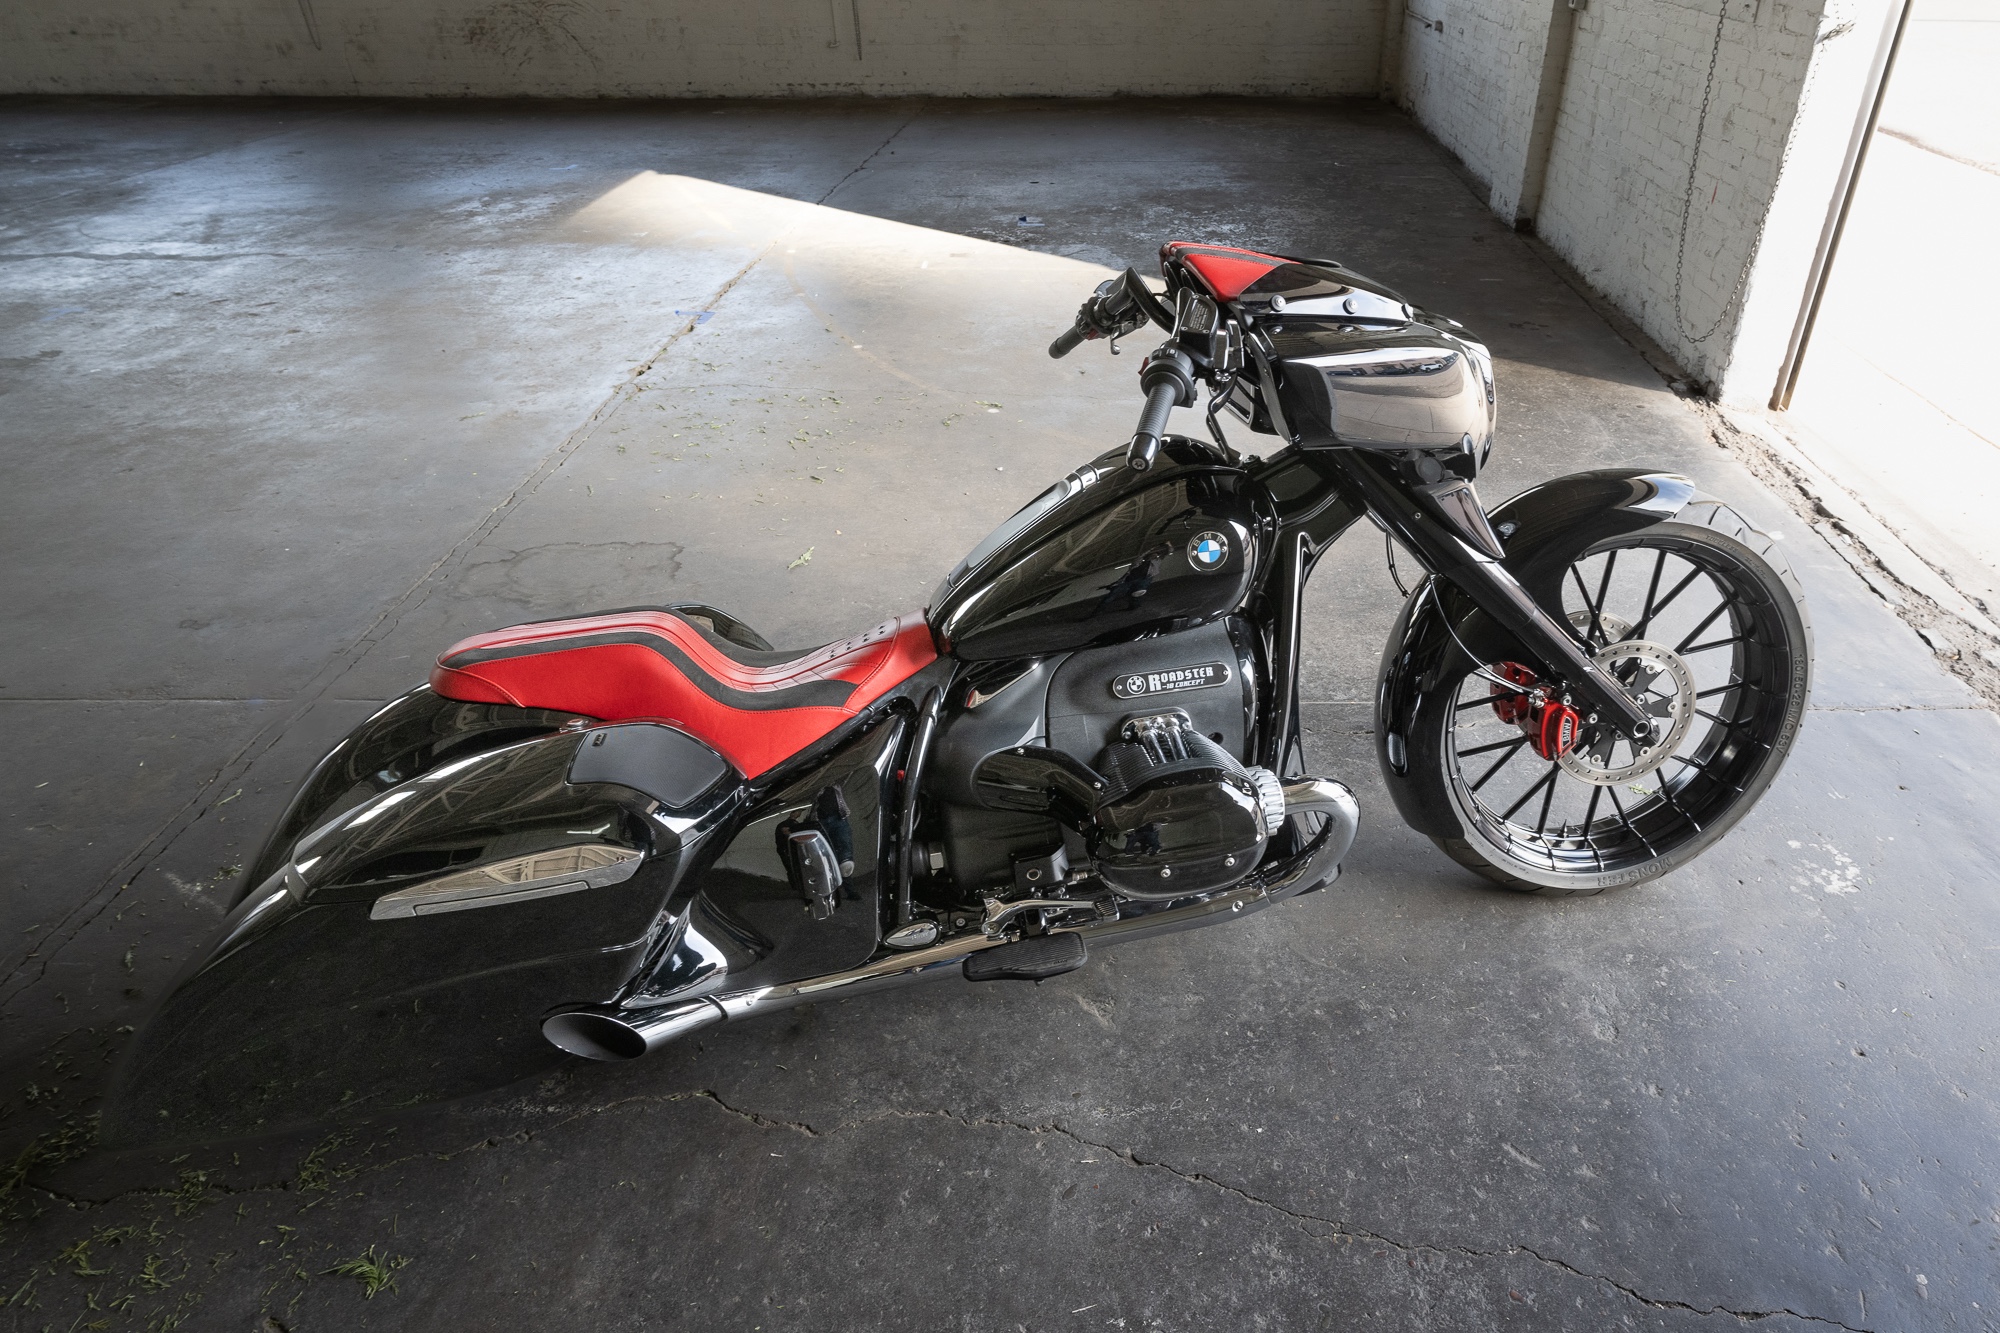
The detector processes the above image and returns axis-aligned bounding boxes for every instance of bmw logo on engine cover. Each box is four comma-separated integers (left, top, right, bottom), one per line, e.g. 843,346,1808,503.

1111,661,1232,699
1188,531,1229,572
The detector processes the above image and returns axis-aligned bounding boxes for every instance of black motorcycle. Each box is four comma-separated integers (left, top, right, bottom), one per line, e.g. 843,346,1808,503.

109,242,1812,1145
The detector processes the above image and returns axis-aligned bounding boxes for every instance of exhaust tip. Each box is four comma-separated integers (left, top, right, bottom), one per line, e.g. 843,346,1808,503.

542,1010,648,1062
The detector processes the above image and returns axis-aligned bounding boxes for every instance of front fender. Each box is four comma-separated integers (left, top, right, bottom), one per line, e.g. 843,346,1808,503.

1374,470,1693,839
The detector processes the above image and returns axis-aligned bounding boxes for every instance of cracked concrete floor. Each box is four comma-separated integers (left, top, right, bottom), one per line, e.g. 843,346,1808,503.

2,98,1996,1331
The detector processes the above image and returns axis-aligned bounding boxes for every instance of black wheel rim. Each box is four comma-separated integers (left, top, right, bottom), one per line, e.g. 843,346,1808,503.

1443,533,1796,877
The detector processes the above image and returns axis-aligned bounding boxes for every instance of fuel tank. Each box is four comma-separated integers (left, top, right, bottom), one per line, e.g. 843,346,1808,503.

929,439,1262,662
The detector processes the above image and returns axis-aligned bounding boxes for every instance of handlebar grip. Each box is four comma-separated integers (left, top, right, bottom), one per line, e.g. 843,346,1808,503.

1128,432,1162,472
1048,322,1088,359
1126,381,1180,472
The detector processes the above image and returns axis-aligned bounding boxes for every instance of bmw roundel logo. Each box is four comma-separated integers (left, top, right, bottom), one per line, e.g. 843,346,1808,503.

1188,530,1230,572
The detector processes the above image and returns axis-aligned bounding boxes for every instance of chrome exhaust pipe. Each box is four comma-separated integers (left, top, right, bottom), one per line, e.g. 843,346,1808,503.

1281,777,1359,866
542,997,724,1060
544,776,1359,1062
542,930,1012,1061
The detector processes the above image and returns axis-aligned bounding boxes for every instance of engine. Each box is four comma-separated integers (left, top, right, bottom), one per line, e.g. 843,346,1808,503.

1091,712,1285,899
929,619,1291,906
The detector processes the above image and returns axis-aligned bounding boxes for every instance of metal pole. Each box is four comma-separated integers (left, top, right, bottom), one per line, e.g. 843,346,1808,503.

1770,0,1915,411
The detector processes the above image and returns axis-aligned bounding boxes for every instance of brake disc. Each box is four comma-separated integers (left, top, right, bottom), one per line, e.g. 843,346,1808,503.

1557,637,1698,786
1568,610,1633,645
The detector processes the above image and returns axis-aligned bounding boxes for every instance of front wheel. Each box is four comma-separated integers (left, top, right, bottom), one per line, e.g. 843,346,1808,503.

1414,499,1812,896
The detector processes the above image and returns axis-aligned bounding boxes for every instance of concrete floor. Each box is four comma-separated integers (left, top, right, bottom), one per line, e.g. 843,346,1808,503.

2,98,1996,1332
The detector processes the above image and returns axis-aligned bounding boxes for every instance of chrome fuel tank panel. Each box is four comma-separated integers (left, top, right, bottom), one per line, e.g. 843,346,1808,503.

1269,322,1496,454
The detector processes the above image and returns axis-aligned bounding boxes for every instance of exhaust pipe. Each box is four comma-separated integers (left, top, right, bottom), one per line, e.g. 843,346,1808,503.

542,997,724,1060
541,931,1008,1062
544,776,1359,1062
1280,777,1360,864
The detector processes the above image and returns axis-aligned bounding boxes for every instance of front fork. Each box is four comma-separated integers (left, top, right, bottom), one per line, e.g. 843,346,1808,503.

1339,452,1652,738
1251,451,1651,777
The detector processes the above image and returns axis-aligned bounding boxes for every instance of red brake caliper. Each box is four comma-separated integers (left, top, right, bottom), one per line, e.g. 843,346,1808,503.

1489,663,1583,761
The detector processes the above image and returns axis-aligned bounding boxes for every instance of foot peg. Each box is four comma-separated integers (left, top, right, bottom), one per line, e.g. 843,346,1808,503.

964,932,1087,983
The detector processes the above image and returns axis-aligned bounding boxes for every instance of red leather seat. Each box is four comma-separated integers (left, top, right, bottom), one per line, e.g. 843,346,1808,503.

430,608,938,778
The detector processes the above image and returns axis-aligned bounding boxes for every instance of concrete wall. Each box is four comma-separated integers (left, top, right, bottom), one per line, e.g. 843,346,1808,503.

0,0,1388,98
1392,0,1898,404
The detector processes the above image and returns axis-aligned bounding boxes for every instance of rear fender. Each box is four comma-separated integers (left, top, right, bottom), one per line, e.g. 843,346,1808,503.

1374,470,1694,838
108,722,744,1146
240,687,587,900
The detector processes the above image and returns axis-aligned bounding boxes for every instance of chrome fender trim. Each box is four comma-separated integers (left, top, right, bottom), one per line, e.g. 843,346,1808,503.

371,843,643,920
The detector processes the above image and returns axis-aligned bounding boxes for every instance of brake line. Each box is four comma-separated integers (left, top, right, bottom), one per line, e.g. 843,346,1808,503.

1417,578,1528,694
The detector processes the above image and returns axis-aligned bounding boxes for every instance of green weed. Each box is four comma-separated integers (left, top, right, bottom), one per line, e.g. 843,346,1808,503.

293,1133,355,1194
169,1168,213,1217
0,1114,97,1202
59,1237,111,1277
324,1246,409,1299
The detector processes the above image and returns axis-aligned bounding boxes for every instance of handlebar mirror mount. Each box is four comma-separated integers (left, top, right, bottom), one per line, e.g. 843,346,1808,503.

1118,268,1175,333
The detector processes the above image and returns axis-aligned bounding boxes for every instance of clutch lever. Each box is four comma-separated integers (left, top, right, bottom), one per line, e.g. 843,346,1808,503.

1048,269,1171,359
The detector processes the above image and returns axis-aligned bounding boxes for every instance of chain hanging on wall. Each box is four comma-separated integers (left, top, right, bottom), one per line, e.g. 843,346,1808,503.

1671,0,1829,348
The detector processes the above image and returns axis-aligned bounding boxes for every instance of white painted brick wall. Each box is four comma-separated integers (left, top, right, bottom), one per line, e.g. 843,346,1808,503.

1395,0,1570,215
1531,0,1820,383
0,0,1387,98
1395,0,1897,401
1534,0,1894,395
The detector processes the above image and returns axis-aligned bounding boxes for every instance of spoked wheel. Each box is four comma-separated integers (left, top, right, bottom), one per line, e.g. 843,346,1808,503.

1422,499,1812,895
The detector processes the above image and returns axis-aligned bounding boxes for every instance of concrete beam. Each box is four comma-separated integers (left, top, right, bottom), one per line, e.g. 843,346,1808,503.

0,0,1387,98
1493,0,1580,226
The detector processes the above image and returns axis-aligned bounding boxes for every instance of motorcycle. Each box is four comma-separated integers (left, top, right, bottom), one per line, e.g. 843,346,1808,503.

107,242,1812,1145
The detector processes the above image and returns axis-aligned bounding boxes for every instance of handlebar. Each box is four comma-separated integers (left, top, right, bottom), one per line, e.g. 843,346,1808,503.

1125,345,1198,471
1127,380,1179,472
1048,268,1174,360
1048,322,1088,359
1045,271,1210,472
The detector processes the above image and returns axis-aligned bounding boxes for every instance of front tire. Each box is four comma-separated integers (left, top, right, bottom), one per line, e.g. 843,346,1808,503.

1414,499,1812,896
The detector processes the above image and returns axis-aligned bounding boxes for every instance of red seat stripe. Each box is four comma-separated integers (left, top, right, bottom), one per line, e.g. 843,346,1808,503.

439,610,888,690
1161,241,1286,302
430,611,938,778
